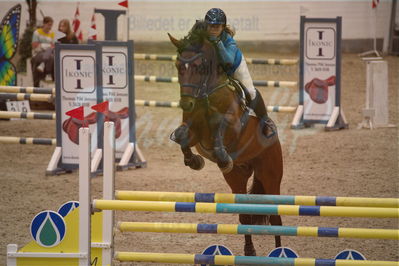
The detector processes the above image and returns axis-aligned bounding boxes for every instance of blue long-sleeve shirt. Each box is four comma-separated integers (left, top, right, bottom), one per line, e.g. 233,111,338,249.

216,31,242,76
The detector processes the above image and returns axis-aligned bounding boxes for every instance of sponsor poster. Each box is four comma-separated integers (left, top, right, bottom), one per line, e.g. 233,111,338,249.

93,41,135,159
55,44,102,169
300,16,342,123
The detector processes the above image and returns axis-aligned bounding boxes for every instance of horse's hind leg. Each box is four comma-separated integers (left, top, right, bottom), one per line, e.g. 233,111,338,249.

252,140,284,248
270,215,282,247
222,164,256,256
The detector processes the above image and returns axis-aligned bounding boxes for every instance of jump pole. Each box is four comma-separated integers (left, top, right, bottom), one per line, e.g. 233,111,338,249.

0,136,56,145
0,111,55,120
115,191,399,208
133,53,298,65
117,222,399,240
134,75,297,87
0,92,53,102
0,85,55,94
92,200,399,218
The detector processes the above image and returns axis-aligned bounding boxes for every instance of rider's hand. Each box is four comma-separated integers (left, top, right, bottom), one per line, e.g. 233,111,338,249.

208,35,220,44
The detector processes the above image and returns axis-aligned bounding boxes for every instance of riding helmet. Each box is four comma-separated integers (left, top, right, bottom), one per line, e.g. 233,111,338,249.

204,8,226,25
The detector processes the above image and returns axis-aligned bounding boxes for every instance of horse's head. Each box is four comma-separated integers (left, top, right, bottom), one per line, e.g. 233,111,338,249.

168,24,226,114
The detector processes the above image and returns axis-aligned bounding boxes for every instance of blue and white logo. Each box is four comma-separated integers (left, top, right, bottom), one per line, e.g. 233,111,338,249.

30,210,66,247
201,244,233,266
335,249,366,260
267,247,299,258
58,201,79,217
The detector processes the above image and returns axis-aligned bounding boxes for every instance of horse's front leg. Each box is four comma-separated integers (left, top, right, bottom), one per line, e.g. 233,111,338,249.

210,113,233,174
170,123,205,170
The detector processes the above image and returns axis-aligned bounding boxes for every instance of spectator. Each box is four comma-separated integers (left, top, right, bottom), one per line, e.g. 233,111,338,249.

58,19,78,44
31,16,55,87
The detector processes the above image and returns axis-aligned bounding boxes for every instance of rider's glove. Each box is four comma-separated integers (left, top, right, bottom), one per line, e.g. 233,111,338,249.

208,35,220,44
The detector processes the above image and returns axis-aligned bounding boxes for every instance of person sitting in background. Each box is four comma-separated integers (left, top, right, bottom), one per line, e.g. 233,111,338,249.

31,16,55,87
57,19,78,44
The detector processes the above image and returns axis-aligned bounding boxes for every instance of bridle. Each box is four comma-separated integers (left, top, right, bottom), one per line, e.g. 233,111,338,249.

178,51,229,112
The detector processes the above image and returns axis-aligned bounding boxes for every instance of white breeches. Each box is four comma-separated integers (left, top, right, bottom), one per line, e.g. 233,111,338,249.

232,56,256,100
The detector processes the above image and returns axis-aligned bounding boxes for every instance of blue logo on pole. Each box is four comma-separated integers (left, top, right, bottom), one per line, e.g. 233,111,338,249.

267,247,299,258
58,201,79,217
30,210,66,247
335,249,366,260
201,244,233,266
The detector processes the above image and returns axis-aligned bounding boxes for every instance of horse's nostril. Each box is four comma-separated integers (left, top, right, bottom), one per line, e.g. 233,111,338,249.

180,100,194,112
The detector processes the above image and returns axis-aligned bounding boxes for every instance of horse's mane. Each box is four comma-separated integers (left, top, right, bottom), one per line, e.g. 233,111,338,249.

177,20,209,54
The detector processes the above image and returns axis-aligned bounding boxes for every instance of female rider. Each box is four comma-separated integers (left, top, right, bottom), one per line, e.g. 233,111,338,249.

204,8,268,121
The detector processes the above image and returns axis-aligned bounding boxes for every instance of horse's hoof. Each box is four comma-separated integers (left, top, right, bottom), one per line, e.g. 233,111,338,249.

218,157,233,174
244,244,256,256
189,154,205,170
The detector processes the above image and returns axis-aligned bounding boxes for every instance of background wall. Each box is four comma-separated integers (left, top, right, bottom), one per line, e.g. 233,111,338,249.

0,0,397,52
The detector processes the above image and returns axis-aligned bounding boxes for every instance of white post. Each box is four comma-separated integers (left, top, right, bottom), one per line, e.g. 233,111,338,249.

360,5,381,57
366,61,389,127
79,127,91,266
102,121,115,265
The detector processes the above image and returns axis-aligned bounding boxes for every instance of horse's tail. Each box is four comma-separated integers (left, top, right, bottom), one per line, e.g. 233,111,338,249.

248,177,269,225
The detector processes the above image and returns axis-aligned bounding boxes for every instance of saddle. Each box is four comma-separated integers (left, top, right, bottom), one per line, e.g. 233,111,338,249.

62,107,130,145
305,75,336,104
226,77,278,144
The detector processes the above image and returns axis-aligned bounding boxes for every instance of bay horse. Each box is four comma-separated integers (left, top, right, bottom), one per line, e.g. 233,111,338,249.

168,24,283,256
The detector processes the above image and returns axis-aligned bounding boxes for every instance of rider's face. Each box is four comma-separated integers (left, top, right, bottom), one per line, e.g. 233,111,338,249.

207,24,224,37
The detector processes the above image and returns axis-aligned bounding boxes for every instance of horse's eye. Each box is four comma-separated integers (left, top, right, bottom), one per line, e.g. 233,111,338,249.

178,65,186,75
198,64,206,74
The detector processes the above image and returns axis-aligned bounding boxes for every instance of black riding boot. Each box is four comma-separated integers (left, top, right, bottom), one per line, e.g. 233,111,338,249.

251,89,268,120
251,89,277,138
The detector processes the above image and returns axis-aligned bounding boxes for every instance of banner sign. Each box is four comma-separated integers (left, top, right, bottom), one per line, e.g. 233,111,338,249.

90,40,136,159
300,16,342,124
54,43,103,170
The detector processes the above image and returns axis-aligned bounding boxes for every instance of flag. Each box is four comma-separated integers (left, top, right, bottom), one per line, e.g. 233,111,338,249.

372,0,379,8
72,4,83,41
91,101,109,114
66,106,84,121
88,12,97,40
118,0,128,8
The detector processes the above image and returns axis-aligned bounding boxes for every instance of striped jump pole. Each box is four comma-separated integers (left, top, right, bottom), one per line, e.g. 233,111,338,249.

0,92,53,102
118,222,399,240
115,252,397,265
135,99,180,108
0,111,55,120
134,75,297,87
0,136,56,145
115,191,399,208
135,75,178,83
267,105,297,113
135,99,297,113
245,58,298,65
92,200,399,218
134,53,298,65
253,80,297,87
134,53,178,61
0,85,55,95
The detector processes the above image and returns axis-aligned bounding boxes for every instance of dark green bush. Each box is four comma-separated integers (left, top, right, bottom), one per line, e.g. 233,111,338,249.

17,26,34,72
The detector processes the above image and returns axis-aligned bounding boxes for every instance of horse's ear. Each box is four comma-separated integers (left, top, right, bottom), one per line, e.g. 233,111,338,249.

168,33,181,49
